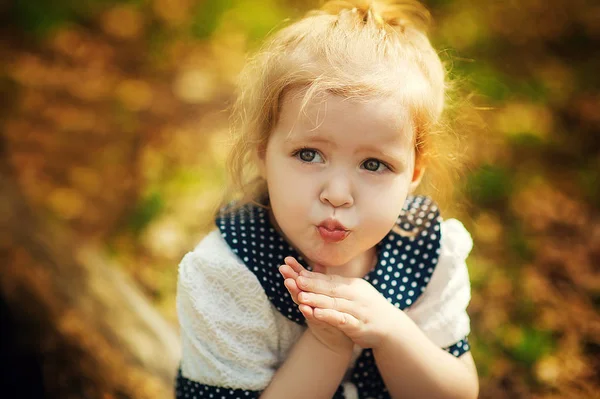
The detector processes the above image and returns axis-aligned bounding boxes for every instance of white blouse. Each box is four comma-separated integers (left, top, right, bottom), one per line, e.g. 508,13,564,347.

177,218,472,392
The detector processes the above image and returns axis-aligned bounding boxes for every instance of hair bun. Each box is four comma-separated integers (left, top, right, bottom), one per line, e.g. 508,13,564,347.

317,0,432,32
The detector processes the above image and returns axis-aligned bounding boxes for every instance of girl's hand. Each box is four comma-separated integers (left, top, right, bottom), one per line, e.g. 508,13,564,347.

283,257,401,349
279,257,353,355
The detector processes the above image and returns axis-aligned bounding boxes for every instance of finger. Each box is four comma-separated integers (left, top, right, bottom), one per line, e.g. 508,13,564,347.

298,303,315,321
279,264,299,279
313,308,361,333
284,278,302,304
296,275,348,298
298,269,356,289
299,269,348,284
298,291,353,314
284,256,306,274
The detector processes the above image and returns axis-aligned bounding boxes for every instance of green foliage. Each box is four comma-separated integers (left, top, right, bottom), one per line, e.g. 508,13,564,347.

190,0,235,39
450,62,512,103
469,337,496,378
452,60,550,103
13,0,73,35
467,255,491,290
507,132,545,151
512,79,548,104
190,0,292,41
510,328,556,368
229,0,293,41
128,191,164,236
466,164,512,207
507,221,535,262
12,0,143,35
578,166,600,206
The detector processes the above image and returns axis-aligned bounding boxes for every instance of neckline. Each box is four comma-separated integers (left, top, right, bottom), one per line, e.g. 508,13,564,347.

216,195,443,324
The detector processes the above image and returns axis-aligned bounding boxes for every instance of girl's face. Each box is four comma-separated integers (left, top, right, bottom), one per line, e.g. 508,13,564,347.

260,89,424,272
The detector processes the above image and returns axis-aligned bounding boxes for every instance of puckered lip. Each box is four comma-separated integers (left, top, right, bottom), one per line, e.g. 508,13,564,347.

317,219,349,231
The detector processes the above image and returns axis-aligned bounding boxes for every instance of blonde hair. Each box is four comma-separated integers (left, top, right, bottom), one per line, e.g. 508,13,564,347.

220,0,468,215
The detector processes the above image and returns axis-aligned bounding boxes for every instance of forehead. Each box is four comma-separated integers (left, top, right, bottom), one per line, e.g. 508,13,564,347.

276,89,414,146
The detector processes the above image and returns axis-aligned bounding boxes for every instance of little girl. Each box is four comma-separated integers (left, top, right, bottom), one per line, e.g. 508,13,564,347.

175,1,479,398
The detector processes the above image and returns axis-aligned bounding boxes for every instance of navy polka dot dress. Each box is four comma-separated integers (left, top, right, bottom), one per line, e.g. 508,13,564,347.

175,195,470,398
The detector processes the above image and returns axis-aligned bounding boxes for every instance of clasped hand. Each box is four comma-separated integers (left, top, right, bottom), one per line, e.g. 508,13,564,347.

279,256,399,351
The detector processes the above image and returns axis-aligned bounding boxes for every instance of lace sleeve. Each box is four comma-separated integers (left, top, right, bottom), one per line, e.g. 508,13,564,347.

404,219,473,349
176,230,280,391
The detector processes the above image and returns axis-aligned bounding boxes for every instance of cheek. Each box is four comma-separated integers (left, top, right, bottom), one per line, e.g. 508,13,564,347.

358,181,410,231
265,159,315,216
361,206,402,237
267,157,312,194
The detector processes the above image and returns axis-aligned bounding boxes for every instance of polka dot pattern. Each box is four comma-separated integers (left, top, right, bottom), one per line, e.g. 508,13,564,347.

178,195,470,399
175,367,346,398
175,368,259,398
364,195,442,310
444,337,471,358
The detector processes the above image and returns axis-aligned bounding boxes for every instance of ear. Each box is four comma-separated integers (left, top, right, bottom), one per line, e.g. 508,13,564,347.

408,159,426,193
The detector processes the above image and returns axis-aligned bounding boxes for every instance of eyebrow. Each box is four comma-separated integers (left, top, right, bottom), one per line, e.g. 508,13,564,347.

284,134,335,146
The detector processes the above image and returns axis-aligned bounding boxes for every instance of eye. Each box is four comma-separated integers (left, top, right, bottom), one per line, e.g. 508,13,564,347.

294,148,324,163
362,158,389,172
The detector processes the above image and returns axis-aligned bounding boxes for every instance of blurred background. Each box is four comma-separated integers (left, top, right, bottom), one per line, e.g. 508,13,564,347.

0,0,598,398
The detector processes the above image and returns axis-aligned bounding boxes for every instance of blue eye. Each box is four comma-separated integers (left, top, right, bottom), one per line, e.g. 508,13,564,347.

295,148,324,163
362,158,389,172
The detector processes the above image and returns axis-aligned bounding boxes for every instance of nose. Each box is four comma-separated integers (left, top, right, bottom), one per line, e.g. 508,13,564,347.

319,172,354,208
